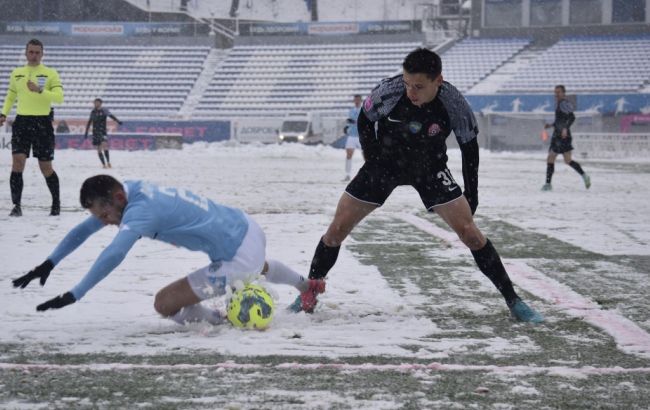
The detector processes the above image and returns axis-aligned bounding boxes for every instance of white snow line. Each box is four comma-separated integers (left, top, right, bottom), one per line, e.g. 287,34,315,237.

395,212,650,359
1,361,650,376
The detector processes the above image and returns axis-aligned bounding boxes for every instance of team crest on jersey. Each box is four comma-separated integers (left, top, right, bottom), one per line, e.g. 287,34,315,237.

427,123,442,137
408,121,422,134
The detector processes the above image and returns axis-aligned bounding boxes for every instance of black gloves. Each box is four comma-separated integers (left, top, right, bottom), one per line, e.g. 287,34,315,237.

12,260,54,288
37,292,76,311
13,260,76,312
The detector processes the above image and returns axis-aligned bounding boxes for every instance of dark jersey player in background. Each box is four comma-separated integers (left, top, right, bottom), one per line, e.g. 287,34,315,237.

84,98,122,168
542,85,590,191
293,48,543,323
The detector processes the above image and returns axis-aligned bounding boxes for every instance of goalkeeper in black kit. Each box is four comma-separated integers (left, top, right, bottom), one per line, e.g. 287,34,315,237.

84,98,122,168
292,48,543,323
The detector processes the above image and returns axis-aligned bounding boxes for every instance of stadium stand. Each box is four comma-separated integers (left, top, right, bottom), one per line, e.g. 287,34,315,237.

438,37,531,93
0,44,210,118
193,41,422,117
499,36,650,94
1,35,647,119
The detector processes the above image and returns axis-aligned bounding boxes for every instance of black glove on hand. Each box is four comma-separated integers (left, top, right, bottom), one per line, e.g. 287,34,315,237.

12,260,54,288
36,292,76,311
463,190,478,215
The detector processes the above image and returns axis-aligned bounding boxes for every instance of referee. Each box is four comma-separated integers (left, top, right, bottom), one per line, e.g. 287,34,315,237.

0,39,64,217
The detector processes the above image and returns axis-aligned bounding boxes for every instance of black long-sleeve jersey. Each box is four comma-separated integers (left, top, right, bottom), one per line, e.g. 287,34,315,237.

359,75,480,206
85,107,121,137
552,99,575,138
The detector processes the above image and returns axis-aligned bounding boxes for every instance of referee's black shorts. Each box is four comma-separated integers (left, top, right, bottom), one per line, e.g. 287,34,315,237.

345,160,463,211
11,114,56,161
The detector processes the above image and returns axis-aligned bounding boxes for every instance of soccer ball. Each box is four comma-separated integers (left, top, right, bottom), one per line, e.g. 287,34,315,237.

227,284,275,330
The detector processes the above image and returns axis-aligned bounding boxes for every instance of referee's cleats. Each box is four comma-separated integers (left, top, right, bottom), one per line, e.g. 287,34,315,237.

508,298,544,323
582,174,591,189
541,183,552,191
50,202,60,216
9,205,22,217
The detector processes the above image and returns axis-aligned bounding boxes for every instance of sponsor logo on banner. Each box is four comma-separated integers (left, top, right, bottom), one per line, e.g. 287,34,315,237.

71,24,124,35
308,23,359,35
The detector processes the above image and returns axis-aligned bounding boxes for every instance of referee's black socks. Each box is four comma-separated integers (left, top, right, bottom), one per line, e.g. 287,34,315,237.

309,238,340,279
45,171,60,206
471,239,519,306
10,171,23,206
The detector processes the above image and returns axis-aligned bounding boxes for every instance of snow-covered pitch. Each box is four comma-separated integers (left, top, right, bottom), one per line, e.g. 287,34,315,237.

2,142,650,409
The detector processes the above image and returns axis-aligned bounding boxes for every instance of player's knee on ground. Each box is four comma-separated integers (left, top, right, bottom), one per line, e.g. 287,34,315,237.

153,290,178,317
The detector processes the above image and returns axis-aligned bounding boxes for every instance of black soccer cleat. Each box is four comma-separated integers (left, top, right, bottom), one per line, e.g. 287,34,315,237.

50,202,60,216
9,205,22,217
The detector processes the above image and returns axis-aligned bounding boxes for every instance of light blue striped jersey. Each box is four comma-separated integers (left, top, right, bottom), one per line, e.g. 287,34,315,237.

48,180,249,300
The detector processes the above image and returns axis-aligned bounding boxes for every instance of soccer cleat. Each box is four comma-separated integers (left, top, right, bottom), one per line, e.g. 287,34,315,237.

301,279,326,313
342,175,351,182
582,174,591,189
509,299,544,323
541,183,552,191
287,295,303,313
9,205,22,217
50,202,60,216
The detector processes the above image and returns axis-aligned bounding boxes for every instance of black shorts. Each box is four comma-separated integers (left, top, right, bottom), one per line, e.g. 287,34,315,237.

549,136,573,154
11,115,55,161
92,133,108,146
345,161,463,211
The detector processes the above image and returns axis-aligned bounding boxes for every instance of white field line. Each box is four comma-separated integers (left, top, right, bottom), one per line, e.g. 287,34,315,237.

395,212,650,359
1,361,650,376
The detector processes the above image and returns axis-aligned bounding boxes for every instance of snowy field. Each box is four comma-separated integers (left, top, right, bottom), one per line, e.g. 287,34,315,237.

1,141,650,409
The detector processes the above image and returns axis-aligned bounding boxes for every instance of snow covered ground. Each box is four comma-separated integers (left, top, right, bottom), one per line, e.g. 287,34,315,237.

1,142,649,408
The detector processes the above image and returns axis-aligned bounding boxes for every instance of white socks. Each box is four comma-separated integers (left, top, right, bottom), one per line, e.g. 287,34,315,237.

265,259,308,292
345,158,352,176
170,303,224,325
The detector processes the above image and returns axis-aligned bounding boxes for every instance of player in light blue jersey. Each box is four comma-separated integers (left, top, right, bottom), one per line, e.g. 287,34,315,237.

343,95,363,181
12,175,325,325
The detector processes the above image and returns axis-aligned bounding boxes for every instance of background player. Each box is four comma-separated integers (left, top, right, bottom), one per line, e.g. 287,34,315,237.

542,85,590,191
0,38,64,217
84,98,122,168
343,94,363,181
296,48,543,323
12,175,325,325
